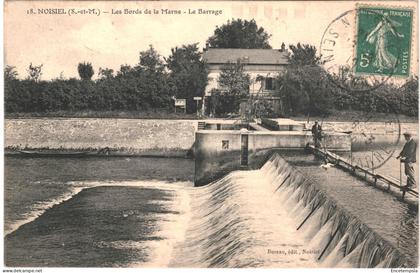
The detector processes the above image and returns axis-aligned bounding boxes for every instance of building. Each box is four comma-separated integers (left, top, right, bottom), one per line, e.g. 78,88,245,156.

202,48,289,115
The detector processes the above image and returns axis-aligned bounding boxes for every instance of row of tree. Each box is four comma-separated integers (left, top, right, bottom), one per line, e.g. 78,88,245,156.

4,18,418,117
276,43,418,117
207,42,418,118
5,44,208,113
5,18,270,114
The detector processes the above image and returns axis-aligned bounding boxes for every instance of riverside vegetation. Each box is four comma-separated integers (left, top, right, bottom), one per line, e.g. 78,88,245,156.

4,19,418,119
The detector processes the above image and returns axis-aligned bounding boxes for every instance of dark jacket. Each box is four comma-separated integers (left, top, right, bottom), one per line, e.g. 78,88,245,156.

400,138,417,163
311,124,322,136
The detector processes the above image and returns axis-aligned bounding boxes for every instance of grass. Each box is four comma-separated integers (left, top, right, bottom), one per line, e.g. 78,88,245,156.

289,110,418,123
5,109,201,119
5,109,418,123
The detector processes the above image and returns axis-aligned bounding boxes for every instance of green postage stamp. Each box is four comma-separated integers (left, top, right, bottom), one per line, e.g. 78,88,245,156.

355,6,413,77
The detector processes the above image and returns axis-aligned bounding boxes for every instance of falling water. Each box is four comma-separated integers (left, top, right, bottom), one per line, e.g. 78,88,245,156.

167,153,407,267
5,155,411,267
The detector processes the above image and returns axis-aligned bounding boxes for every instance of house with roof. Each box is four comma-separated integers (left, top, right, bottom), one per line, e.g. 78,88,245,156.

202,48,289,115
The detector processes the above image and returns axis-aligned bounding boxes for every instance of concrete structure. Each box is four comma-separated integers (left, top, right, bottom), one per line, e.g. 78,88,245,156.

194,127,352,186
260,118,306,131
202,48,289,115
195,130,351,156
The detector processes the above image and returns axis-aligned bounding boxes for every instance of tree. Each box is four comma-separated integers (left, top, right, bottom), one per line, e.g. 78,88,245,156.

276,63,332,116
166,43,208,113
98,67,114,80
330,65,371,91
26,63,43,82
207,19,272,49
78,62,94,80
5,65,18,81
273,43,331,117
211,61,251,115
218,61,251,96
288,43,322,65
139,45,164,72
4,65,20,113
280,42,287,52
117,64,134,77
136,46,171,107
400,75,418,93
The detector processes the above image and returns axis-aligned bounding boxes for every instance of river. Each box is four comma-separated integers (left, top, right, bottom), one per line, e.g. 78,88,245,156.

4,148,418,267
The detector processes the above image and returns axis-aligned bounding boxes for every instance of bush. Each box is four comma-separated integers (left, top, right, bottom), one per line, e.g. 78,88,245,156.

209,90,239,117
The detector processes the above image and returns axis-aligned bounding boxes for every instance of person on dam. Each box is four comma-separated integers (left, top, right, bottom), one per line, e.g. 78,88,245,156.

311,121,322,148
397,132,417,190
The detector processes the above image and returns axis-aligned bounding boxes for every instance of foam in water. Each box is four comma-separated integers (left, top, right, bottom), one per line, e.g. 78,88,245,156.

4,186,85,236
165,153,407,267
5,179,192,268
5,154,410,268
168,169,322,267
136,185,191,267
169,156,404,268
261,154,407,268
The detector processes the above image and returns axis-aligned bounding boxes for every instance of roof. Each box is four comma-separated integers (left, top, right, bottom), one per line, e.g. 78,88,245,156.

203,48,289,65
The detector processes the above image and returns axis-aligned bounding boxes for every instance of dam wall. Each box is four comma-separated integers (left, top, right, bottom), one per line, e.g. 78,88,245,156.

258,154,408,267
194,130,351,186
195,130,351,154
173,153,409,267
5,118,197,157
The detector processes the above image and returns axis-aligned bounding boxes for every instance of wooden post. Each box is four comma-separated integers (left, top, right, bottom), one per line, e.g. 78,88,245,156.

371,150,374,174
240,133,249,166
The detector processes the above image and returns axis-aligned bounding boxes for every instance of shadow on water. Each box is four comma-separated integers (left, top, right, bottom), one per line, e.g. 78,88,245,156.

278,150,418,267
4,153,418,267
5,186,177,267
169,154,412,267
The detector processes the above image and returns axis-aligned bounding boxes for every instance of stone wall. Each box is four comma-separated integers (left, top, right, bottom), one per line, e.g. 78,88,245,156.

5,118,197,156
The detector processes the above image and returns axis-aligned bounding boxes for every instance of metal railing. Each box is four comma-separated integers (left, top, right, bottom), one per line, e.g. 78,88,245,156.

308,145,418,200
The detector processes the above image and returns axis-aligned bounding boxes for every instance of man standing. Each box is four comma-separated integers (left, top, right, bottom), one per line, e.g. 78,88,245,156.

311,121,322,148
397,132,417,190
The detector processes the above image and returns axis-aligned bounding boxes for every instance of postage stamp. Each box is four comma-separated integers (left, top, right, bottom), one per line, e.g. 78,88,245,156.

355,6,413,77
3,0,419,270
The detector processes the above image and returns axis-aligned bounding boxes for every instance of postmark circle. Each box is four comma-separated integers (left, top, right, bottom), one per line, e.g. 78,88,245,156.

317,103,401,170
319,8,411,92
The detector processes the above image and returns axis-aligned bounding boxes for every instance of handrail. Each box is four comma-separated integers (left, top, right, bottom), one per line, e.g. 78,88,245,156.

308,145,418,199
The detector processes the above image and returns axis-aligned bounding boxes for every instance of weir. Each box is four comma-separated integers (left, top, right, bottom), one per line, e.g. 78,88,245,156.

5,118,417,267
169,153,409,267
192,117,417,266
261,154,409,267
194,119,351,186
5,151,415,267
262,154,409,267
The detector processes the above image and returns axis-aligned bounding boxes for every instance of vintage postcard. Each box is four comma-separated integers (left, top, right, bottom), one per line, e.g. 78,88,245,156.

2,0,419,271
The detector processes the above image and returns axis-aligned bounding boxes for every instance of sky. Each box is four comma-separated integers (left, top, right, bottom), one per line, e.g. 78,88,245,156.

4,1,418,80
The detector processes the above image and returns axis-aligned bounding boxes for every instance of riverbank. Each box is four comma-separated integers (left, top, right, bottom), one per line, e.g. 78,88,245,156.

5,117,418,157
290,110,418,123
6,110,418,123
5,118,197,157
5,110,201,120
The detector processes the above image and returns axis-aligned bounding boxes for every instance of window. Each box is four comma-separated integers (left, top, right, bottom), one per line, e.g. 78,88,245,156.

265,77,274,91
222,140,229,150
